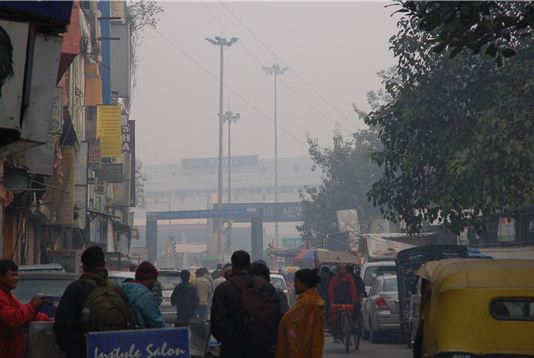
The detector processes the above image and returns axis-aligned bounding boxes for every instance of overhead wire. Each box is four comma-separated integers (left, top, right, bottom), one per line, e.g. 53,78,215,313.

201,2,354,135
218,1,359,130
152,27,306,146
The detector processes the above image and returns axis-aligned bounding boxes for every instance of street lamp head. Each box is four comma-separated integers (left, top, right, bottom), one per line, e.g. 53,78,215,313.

205,37,218,45
229,37,239,45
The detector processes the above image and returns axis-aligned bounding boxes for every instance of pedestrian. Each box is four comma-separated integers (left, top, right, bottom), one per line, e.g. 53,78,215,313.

275,268,325,358
170,270,199,327
211,263,223,280
250,261,289,314
0,259,49,358
194,268,213,321
120,261,165,329
211,250,281,358
213,263,231,288
54,246,130,358
317,266,333,324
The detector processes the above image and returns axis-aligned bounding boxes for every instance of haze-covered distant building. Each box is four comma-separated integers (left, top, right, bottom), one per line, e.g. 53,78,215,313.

134,155,322,263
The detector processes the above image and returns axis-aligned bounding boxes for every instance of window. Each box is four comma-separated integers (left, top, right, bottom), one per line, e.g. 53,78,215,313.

364,266,397,286
491,299,534,321
383,278,398,292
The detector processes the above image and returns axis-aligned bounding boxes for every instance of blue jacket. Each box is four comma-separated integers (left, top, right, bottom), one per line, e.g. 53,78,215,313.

120,281,165,329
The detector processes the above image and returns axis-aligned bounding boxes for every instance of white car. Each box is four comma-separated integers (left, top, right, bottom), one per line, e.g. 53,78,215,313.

360,261,397,296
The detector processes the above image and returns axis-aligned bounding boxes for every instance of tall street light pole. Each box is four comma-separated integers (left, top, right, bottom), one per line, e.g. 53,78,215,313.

206,36,238,260
223,110,240,254
263,63,288,249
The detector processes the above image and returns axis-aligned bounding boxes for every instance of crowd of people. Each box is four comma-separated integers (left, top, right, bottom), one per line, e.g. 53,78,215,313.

0,246,365,358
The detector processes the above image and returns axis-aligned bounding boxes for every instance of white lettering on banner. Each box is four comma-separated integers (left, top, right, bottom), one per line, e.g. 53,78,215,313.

146,342,187,357
94,345,142,358
452,355,471,358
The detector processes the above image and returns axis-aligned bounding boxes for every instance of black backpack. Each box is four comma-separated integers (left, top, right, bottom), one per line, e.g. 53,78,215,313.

81,279,131,331
230,275,281,347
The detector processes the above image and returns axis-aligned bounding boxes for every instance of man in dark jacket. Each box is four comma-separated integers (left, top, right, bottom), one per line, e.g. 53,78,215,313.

53,246,123,358
170,270,199,327
210,251,281,358
250,261,289,314
211,264,223,280
318,266,333,324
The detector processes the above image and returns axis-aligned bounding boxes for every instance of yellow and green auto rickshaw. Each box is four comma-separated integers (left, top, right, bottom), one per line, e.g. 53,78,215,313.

413,258,534,358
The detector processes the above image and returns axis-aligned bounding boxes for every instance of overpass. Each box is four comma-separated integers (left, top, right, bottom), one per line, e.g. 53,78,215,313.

145,202,304,263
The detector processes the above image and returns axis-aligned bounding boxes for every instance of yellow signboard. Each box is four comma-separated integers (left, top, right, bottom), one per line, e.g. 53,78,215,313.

97,105,122,159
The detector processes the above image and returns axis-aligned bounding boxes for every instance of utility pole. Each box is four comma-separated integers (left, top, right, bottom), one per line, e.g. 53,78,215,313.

263,63,288,249
223,110,240,254
206,36,238,260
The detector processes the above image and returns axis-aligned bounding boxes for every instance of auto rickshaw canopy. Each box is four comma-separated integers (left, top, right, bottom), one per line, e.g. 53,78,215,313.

417,258,534,293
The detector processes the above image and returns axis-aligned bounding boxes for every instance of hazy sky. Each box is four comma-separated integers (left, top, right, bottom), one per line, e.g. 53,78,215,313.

131,1,399,166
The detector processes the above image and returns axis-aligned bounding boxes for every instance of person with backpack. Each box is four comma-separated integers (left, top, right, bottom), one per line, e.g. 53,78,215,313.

275,269,325,358
120,261,165,329
0,259,49,358
250,261,289,314
54,246,131,358
210,250,282,358
170,269,199,327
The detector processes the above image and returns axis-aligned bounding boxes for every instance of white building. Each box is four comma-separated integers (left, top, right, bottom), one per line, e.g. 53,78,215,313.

134,155,322,262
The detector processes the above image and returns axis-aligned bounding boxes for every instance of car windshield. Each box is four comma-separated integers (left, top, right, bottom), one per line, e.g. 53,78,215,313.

383,277,398,292
270,276,287,291
158,272,181,290
14,279,71,302
364,266,397,286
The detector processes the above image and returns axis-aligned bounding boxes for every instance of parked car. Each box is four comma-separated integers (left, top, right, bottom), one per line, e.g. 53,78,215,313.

107,270,135,286
13,272,78,318
18,263,65,273
362,274,400,343
158,270,182,324
270,273,291,307
360,261,397,295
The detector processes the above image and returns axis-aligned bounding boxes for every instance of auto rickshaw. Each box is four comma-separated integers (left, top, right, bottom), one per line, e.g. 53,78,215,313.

413,258,534,358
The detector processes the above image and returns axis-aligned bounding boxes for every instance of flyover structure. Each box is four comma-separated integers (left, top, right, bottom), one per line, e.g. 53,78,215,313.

145,202,304,263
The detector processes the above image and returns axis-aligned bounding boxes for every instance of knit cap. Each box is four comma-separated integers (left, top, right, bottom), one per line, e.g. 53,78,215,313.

135,261,158,280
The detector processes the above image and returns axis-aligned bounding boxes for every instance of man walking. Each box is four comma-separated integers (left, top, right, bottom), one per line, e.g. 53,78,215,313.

120,261,165,328
211,250,281,358
170,270,199,327
194,268,213,321
54,246,130,358
0,259,48,358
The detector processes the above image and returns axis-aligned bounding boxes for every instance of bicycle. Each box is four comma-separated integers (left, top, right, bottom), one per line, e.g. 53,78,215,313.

331,304,361,353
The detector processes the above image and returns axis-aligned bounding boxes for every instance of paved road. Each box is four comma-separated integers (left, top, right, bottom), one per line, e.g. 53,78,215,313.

323,337,411,358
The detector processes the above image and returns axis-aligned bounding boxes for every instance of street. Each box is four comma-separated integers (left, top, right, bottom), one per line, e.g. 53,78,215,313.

323,338,410,358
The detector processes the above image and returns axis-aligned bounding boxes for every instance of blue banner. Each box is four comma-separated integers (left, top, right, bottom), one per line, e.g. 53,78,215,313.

86,328,189,358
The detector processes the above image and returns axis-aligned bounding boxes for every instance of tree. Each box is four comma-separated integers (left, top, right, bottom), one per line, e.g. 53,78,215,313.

364,13,534,234
298,129,382,240
398,1,534,66
125,0,163,88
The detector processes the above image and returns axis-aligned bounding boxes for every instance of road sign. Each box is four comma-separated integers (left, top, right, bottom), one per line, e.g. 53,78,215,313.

222,202,303,222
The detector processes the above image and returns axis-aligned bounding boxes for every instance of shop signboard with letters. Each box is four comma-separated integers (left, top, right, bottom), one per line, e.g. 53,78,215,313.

97,105,122,158
86,328,189,358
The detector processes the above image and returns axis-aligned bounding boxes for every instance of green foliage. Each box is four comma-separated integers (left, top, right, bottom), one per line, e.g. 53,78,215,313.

399,1,534,65
298,129,382,238
365,14,534,234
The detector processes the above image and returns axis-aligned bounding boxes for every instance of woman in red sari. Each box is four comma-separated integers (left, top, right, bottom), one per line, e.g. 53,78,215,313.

275,268,325,358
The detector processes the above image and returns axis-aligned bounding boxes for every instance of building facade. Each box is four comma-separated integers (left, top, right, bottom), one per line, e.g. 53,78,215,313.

0,1,138,271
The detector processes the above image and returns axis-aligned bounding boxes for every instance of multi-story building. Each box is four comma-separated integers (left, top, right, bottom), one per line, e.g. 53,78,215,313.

134,155,322,264
0,1,137,271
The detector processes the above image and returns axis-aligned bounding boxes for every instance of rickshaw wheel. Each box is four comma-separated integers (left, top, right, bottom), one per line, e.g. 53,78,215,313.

343,314,351,353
